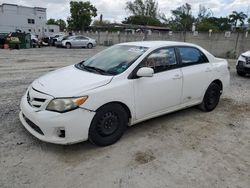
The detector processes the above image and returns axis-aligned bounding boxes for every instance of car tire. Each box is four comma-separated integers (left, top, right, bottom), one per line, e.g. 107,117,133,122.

87,43,93,49
88,103,128,146
66,43,71,49
198,83,221,112
237,70,246,76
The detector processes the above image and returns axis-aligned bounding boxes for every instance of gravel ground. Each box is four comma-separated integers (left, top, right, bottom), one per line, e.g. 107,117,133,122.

0,46,249,188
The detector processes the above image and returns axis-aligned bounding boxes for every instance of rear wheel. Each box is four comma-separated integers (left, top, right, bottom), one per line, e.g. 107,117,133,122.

198,83,221,112
66,43,71,49
237,70,246,76
87,43,93,49
89,104,128,146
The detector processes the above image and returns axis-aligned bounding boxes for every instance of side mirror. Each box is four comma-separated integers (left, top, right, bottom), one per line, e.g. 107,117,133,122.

136,67,154,77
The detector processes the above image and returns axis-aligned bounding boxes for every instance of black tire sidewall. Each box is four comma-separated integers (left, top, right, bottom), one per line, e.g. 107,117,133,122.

203,83,221,112
87,43,93,49
66,43,71,49
237,70,246,76
89,104,128,146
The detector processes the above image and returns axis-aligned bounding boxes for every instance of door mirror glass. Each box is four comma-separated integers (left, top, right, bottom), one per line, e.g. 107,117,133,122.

136,67,154,77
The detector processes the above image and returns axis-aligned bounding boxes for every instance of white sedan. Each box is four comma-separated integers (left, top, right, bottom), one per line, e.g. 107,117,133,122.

19,41,230,146
236,50,250,76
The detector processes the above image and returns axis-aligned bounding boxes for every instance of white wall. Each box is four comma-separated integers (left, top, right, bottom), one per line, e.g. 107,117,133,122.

0,3,59,37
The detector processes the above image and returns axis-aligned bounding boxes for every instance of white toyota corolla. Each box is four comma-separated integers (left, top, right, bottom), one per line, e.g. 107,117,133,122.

19,41,230,146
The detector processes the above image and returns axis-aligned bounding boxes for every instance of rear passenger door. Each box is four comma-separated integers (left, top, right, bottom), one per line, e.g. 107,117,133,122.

177,47,213,104
78,36,89,47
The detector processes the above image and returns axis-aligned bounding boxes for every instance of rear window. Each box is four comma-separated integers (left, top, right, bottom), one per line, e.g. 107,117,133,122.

178,47,208,65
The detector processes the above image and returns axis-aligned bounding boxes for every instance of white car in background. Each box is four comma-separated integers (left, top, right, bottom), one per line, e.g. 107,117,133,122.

61,35,97,49
19,41,230,146
236,51,250,76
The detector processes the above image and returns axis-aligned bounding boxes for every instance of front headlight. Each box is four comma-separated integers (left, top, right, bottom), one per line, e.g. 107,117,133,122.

46,96,88,113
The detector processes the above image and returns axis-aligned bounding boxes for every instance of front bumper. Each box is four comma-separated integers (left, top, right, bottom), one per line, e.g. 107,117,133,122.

236,61,250,73
19,93,95,145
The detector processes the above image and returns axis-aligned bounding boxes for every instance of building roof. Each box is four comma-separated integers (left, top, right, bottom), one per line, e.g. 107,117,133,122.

0,3,46,10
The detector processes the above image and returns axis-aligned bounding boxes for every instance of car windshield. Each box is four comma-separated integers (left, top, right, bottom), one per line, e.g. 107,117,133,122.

75,45,148,75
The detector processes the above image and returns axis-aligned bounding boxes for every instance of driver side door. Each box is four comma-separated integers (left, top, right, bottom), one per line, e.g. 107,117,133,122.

133,47,183,120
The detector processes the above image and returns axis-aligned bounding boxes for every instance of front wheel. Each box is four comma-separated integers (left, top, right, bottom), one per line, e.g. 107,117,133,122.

66,43,71,49
88,104,128,146
237,70,246,76
198,83,221,112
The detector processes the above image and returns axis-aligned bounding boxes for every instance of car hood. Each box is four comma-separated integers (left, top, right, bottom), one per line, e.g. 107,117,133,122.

32,65,113,97
242,51,250,57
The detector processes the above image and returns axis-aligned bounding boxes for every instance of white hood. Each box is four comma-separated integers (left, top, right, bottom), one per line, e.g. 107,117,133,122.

242,51,250,57
32,65,113,97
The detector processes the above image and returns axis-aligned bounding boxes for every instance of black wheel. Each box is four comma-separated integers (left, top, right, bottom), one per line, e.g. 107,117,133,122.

87,43,93,49
237,70,246,76
89,104,128,146
66,43,71,49
198,83,221,112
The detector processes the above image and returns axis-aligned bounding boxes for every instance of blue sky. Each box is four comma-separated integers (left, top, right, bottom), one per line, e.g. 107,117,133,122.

0,0,249,22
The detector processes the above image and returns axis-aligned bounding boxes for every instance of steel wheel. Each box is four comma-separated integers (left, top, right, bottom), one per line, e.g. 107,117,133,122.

89,103,128,146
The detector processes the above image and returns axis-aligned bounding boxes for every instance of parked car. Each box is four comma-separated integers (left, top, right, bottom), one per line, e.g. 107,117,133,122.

236,51,250,76
19,41,230,146
55,35,70,48
49,33,65,46
61,35,96,49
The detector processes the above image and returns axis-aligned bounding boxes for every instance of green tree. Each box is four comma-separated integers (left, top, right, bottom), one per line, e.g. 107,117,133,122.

122,15,162,26
67,1,97,31
229,11,247,28
124,0,162,26
92,19,110,26
56,19,66,32
170,3,194,31
126,0,159,18
47,18,57,25
197,17,231,32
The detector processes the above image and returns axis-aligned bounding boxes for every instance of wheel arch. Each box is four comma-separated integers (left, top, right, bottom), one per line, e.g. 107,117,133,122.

66,42,71,46
96,101,132,119
211,79,223,92
87,43,93,48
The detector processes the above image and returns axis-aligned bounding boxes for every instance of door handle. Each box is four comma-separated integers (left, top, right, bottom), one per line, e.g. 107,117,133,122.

172,74,182,80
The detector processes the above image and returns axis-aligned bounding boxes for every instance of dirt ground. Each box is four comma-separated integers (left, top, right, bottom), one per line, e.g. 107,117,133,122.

0,46,249,188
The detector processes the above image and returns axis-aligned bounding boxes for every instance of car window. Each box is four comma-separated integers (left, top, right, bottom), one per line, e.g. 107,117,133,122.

178,47,208,65
75,36,87,40
140,48,177,73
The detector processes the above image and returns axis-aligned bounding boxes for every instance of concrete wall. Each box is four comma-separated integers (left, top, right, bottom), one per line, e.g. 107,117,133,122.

82,31,250,58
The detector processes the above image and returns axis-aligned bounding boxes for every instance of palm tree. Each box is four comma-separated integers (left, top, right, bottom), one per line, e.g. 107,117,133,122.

229,11,247,29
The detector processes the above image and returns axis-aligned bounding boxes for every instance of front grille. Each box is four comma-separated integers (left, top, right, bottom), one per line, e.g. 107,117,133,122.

27,89,49,109
246,57,250,64
23,114,44,135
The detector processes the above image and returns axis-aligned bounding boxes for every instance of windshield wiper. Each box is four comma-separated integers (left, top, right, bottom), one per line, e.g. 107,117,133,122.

79,63,112,75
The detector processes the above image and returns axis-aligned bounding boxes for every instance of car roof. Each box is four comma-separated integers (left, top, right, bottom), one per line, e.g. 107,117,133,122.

118,41,200,48
118,40,216,60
